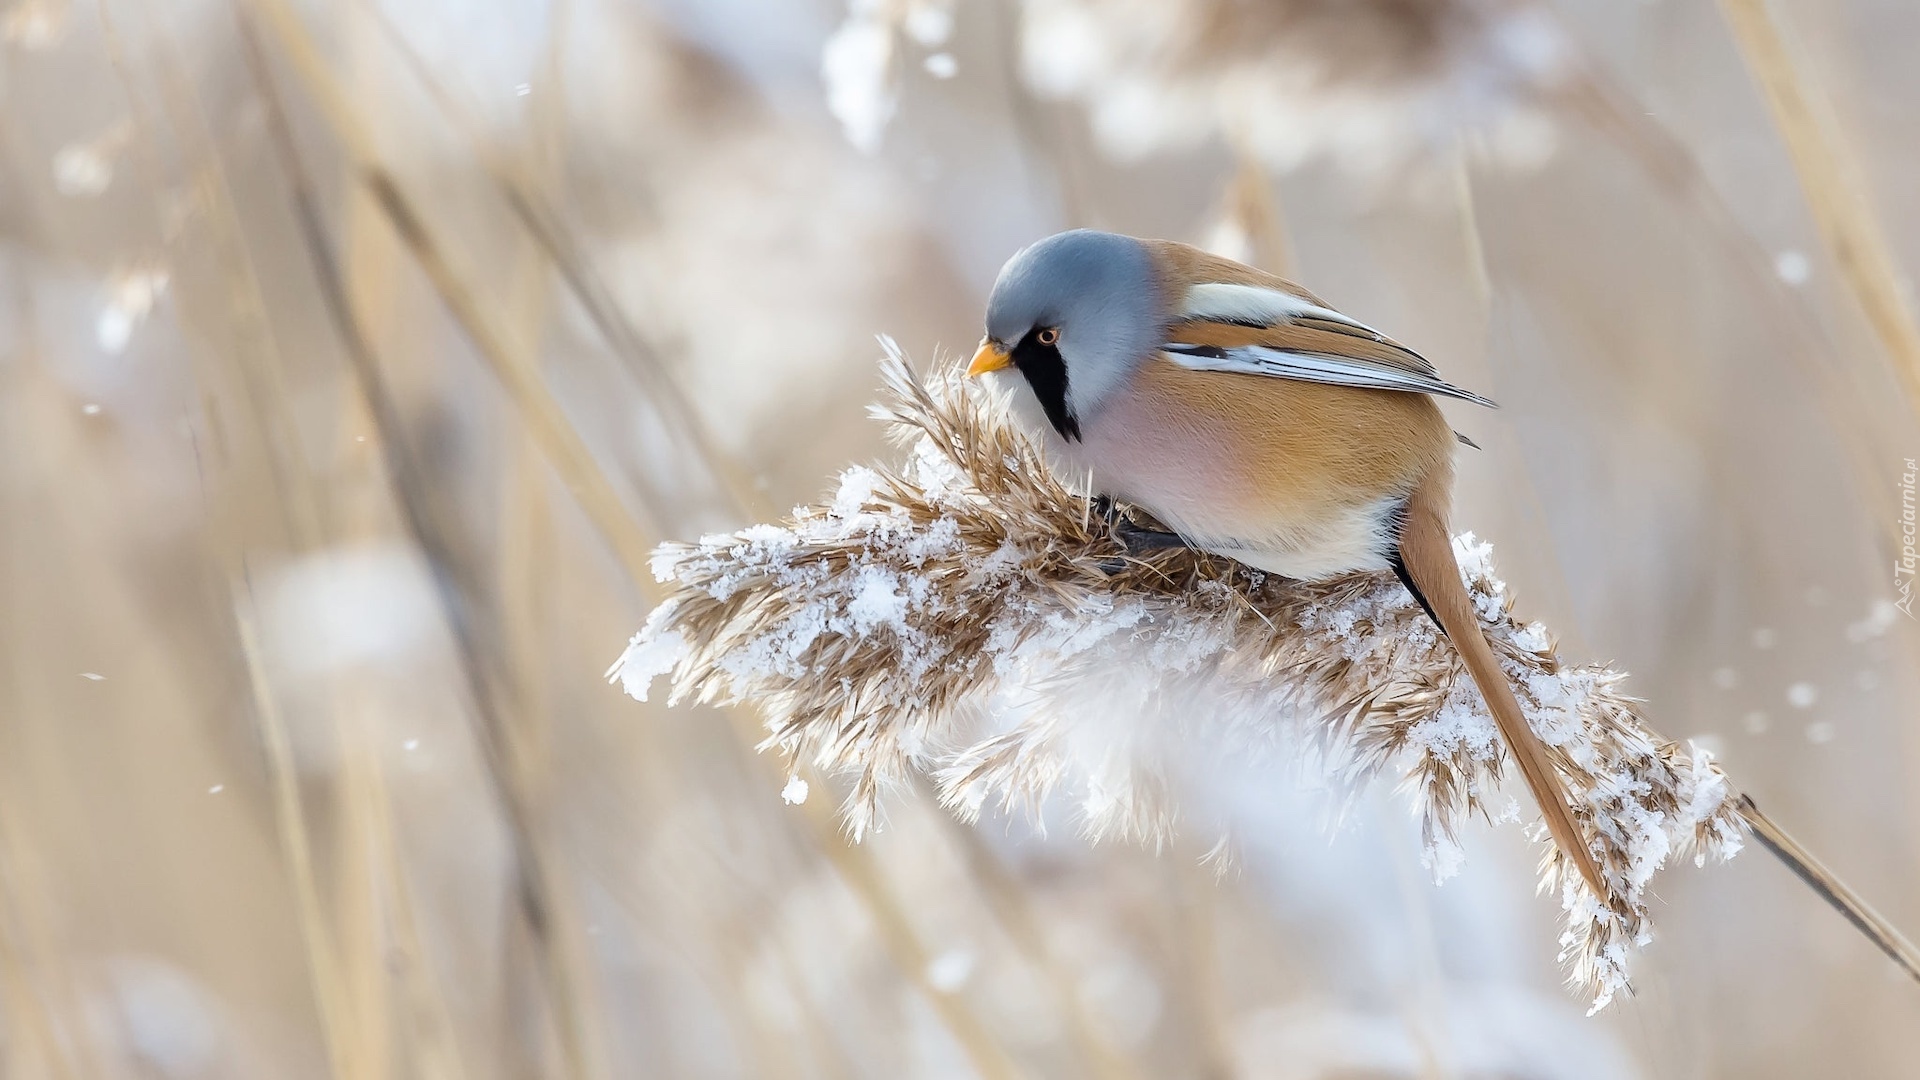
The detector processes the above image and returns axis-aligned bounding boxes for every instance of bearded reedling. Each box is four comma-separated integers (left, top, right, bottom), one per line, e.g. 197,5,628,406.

966,229,1609,899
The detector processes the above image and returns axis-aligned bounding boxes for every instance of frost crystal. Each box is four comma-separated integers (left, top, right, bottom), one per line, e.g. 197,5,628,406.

53,143,113,197
611,341,1747,1009
96,264,170,355
781,775,810,805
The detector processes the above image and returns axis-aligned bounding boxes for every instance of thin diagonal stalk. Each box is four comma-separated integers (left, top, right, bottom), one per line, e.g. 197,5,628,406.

236,7,1061,1074
238,0,663,576
99,5,375,1075
1716,0,1920,420
359,165,667,580
1736,796,1920,984
108,6,485,1074
336,699,470,1080
475,0,613,1066
0,110,92,1080
236,14,600,1077
367,786,471,1080
1555,72,1920,892
0,799,80,1080
331,738,394,1080
1220,151,1292,277
234,587,361,1078
242,10,1025,1076
1561,74,1908,492
367,10,1139,1066
354,0,763,522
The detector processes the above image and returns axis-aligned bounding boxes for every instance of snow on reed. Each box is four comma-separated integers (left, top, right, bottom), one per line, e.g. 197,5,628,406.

611,341,1745,1010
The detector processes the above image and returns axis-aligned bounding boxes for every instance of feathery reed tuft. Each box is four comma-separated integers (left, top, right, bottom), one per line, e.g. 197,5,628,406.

1016,0,1569,176
612,342,1750,1009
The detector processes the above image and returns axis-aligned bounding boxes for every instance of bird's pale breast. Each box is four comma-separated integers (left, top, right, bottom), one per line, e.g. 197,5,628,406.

1038,357,1456,579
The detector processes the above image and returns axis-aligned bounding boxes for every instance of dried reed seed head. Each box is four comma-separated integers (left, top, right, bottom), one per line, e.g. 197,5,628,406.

1018,0,1570,174
613,340,1746,1010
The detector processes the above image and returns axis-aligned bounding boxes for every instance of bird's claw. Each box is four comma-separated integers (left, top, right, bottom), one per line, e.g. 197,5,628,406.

1087,495,1189,559
1108,515,1190,555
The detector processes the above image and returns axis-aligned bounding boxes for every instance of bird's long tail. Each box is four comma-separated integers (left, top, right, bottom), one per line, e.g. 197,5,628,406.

1395,483,1611,901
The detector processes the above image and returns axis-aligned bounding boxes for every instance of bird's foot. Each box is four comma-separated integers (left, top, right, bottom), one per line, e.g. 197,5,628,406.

1086,496,1190,570
1108,515,1191,556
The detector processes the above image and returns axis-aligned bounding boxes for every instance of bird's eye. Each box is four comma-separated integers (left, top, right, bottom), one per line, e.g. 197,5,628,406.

1036,327,1059,346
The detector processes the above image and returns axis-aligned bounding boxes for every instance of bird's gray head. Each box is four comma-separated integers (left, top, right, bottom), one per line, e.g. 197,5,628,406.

969,230,1164,441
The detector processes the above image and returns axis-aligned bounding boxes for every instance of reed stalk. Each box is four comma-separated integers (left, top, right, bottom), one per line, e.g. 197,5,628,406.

0,117,90,1080
234,591,362,1077
1220,152,1293,278
236,11,603,1075
1736,796,1920,982
1716,0,1920,421
260,8,1136,1072
0,793,80,1080
100,6,373,1075
353,0,764,523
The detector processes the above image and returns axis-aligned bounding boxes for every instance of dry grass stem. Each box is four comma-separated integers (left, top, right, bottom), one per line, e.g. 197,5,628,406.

236,16,604,1075
234,589,360,1077
354,0,766,522
1559,76,1912,533
1735,797,1920,983
102,7,394,1074
617,345,1807,1010
1716,0,1920,421
240,10,1031,1073
340,13,1142,1069
241,0,661,579
1208,154,1293,277
0,804,81,1080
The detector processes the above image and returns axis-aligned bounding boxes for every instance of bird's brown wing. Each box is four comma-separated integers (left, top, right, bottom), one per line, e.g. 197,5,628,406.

1162,320,1496,407
1145,239,1491,403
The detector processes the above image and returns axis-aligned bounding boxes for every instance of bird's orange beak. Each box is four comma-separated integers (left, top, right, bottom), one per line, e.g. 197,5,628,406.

967,338,1011,377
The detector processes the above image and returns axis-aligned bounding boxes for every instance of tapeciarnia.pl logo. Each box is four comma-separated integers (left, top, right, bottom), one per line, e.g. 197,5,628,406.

1900,458,1918,618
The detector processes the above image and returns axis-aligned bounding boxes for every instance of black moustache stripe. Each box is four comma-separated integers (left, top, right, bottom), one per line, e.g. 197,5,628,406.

1011,332,1080,442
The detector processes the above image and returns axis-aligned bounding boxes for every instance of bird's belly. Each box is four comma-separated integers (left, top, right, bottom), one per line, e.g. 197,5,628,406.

1034,366,1438,580
1071,431,1398,580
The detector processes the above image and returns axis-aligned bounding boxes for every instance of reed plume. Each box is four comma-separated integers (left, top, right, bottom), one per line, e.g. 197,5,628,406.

612,342,1763,1010
1015,0,1568,175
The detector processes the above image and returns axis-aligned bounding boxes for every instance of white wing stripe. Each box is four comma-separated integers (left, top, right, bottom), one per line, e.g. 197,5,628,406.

1164,344,1497,407
1180,282,1380,336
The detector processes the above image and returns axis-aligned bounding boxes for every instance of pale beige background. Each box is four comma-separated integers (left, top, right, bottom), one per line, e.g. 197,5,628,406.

2,0,1917,1077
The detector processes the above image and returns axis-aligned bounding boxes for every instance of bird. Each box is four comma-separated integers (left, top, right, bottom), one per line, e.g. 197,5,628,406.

967,228,1608,901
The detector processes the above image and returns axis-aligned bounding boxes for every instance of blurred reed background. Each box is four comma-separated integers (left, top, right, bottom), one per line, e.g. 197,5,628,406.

2,0,1918,1076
